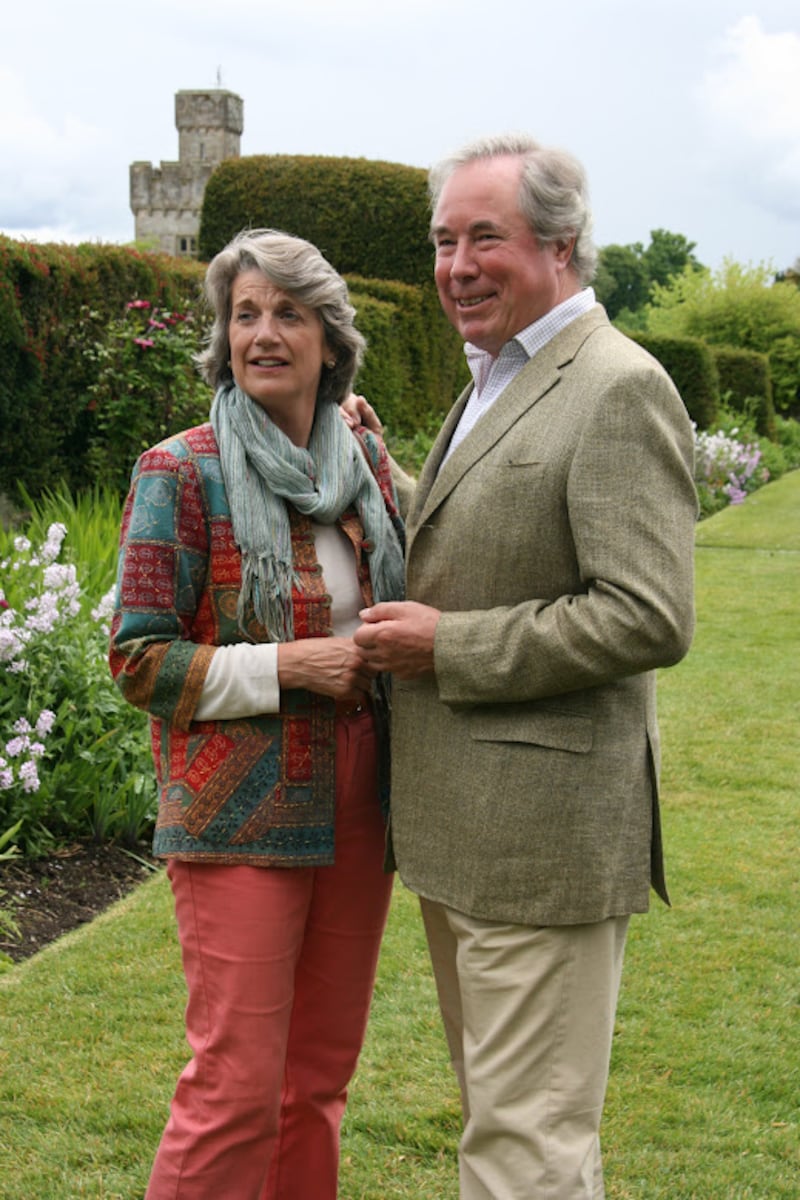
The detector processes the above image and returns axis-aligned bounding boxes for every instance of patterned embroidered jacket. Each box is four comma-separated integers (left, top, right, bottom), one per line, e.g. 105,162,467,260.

109,421,403,867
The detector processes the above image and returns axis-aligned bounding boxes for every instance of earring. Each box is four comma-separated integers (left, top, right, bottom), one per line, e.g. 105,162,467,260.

326,359,336,369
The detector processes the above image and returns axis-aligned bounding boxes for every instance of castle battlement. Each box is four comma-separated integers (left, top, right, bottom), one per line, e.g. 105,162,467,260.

130,88,243,257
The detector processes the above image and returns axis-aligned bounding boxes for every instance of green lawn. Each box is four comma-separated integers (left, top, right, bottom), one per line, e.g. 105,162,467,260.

1,473,798,1199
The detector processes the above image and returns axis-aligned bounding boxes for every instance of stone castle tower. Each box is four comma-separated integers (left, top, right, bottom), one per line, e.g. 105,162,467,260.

129,88,244,257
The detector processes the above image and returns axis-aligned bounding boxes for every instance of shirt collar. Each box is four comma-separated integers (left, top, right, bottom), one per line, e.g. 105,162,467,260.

465,287,596,380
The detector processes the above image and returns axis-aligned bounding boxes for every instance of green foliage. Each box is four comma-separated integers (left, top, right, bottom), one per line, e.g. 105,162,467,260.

84,299,213,493
594,243,650,318
646,260,800,415
199,154,434,285
595,229,703,320
0,237,205,499
712,346,775,438
0,491,153,855
625,330,720,429
349,277,468,438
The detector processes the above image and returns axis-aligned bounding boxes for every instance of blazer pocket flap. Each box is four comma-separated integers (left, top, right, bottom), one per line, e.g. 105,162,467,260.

467,707,592,753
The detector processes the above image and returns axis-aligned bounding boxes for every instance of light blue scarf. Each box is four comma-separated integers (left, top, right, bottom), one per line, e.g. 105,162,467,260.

210,382,404,641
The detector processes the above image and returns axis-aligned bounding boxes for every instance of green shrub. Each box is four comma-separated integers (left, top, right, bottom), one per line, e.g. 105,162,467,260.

349,277,468,438
646,261,800,416
199,155,433,285
0,237,205,500
624,330,719,429
712,345,776,439
84,298,213,493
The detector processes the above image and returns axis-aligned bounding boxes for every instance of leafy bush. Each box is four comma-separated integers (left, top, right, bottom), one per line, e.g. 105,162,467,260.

624,331,720,430
0,494,153,856
646,260,800,416
85,298,213,493
713,346,776,439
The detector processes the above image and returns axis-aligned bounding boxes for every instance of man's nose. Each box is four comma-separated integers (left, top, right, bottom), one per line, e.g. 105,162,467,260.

451,240,479,278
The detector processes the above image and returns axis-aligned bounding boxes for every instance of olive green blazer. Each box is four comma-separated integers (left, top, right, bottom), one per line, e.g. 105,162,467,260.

389,306,697,926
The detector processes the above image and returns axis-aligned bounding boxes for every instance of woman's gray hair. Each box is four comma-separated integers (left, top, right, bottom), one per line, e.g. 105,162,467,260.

428,133,597,285
197,228,366,405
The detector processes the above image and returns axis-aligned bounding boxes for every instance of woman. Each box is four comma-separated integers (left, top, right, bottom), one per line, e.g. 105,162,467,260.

110,229,405,1199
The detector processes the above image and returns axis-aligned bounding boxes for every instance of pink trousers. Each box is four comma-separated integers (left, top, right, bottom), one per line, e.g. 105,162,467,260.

145,710,393,1200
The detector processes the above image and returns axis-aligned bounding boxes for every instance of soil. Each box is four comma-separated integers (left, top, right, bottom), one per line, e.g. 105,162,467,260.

0,839,160,964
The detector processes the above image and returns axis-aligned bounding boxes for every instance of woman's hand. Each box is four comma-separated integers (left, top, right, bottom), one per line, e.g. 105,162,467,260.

340,393,383,435
277,637,377,703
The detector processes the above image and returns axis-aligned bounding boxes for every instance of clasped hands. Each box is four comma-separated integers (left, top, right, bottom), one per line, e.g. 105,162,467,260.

353,601,440,680
278,601,439,706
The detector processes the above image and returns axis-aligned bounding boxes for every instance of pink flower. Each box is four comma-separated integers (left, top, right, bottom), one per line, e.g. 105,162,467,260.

127,299,151,310
148,319,167,330
134,337,155,350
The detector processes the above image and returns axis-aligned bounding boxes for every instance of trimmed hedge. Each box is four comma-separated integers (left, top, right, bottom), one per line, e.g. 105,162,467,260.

0,237,205,498
712,345,776,439
626,330,720,430
199,155,434,286
349,277,468,436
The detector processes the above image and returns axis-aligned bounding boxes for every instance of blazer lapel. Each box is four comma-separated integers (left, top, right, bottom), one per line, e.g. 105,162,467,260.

411,307,609,535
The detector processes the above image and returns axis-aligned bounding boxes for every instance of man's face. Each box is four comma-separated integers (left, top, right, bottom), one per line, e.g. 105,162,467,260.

431,155,574,356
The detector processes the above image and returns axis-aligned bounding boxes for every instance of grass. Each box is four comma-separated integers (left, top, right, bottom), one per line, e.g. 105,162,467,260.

1,472,798,1198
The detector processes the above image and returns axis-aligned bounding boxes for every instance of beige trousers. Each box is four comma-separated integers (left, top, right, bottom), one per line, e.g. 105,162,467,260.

420,899,629,1200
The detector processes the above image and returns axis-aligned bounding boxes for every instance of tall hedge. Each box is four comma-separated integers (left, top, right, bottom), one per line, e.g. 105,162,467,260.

199,155,434,286
0,237,205,498
626,330,720,430
348,277,468,436
712,345,776,439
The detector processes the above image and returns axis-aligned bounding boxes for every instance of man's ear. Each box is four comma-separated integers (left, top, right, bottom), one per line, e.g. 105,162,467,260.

554,235,577,267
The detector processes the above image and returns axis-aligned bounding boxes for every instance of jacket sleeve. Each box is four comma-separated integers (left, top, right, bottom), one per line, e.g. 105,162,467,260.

109,443,216,731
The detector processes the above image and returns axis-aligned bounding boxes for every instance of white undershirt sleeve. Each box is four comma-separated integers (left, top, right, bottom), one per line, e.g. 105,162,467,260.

193,642,280,720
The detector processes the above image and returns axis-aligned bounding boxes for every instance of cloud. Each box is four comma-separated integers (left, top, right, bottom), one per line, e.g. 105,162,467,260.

0,68,123,237
699,16,800,223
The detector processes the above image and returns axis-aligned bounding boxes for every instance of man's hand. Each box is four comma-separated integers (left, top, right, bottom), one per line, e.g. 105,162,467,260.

354,601,441,679
340,393,383,435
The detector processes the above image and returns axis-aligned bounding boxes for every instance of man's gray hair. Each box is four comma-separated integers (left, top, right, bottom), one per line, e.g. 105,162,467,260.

197,228,366,405
428,133,597,285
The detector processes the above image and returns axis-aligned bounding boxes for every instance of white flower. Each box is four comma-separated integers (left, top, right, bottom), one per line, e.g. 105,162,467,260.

35,710,56,736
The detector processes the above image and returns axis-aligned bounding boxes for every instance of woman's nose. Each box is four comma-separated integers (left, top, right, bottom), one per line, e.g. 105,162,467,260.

253,315,278,343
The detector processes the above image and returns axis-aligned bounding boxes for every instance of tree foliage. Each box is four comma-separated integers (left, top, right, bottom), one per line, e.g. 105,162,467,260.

594,229,703,321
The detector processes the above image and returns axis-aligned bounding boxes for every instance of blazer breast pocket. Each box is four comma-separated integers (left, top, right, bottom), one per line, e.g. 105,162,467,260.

467,706,593,753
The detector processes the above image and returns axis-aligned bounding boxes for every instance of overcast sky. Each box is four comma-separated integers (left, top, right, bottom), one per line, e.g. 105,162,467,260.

1,0,798,274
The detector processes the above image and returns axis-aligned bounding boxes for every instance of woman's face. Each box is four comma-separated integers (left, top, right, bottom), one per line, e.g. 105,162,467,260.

228,269,332,444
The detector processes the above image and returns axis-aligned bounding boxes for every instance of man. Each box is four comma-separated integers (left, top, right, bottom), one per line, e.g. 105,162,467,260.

354,134,697,1199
